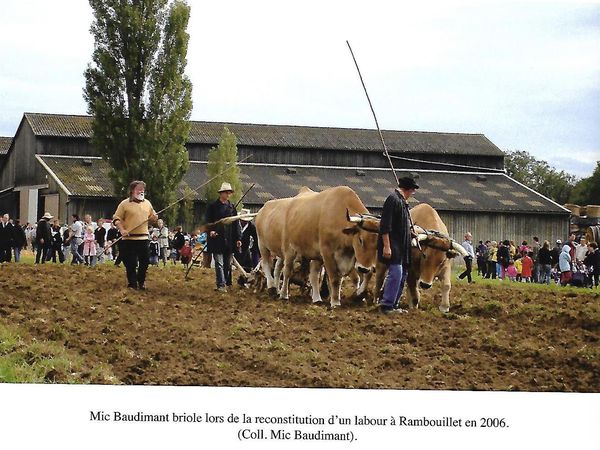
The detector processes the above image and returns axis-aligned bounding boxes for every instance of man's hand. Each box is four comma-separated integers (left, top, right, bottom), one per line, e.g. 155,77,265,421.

120,229,129,237
210,231,218,238
383,245,392,259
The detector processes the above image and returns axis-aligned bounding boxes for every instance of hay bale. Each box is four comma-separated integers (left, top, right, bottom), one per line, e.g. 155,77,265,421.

564,203,580,216
586,205,600,218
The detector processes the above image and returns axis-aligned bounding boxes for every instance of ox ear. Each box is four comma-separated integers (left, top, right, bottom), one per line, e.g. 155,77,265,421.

446,250,459,259
342,226,360,235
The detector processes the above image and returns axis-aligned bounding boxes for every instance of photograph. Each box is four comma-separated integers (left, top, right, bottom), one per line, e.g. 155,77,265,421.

0,1,598,448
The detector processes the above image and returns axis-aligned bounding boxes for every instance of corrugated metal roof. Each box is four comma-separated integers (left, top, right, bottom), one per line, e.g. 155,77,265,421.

0,137,12,155
24,112,504,156
36,155,567,214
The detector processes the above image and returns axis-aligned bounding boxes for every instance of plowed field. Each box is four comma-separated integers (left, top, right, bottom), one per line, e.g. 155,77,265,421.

1,262,598,391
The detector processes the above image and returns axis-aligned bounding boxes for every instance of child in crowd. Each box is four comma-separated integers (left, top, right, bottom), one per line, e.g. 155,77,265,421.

82,225,97,267
179,239,192,268
104,240,113,261
149,235,160,266
521,251,534,283
506,260,517,281
515,256,523,282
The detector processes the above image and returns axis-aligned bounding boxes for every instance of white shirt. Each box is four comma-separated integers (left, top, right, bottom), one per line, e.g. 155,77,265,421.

462,239,475,259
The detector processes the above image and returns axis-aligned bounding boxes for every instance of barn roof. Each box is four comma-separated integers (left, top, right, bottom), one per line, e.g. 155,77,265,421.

36,155,568,215
24,112,504,157
0,137,12,155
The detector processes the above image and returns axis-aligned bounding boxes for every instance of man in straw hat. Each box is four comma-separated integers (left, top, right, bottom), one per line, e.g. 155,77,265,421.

112,180,158,290
205,181,242,292
378,176,419,314
35,212,54,264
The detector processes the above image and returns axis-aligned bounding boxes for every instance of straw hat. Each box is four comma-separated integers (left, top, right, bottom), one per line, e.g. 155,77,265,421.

41,212,53,220
218,182,234,193
239,208,254,221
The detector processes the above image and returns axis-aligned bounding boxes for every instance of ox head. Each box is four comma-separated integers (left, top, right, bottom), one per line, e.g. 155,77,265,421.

344,210,380,273
412,231,468,289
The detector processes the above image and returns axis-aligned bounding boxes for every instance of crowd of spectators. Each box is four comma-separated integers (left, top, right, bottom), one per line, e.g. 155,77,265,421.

471,234,599,288
0,211,260,274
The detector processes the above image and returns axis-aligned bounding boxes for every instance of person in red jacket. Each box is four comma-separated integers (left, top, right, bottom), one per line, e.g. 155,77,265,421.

520,251,534,283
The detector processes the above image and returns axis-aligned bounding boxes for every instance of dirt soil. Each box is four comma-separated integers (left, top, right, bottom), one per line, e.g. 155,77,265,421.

0,262,598,392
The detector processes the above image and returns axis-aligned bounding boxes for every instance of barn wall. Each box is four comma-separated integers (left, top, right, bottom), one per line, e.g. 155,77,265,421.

68,198,120,223
39,137,96,157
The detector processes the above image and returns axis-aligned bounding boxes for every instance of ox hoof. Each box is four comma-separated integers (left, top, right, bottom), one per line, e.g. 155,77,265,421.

438,305,450,313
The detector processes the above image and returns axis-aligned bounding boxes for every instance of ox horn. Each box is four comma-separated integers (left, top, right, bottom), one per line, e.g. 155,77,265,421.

346,209,364,224
451,241,469,257
220,213,257,225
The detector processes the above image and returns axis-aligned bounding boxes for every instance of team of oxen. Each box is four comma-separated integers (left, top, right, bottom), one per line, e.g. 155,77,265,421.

202,185,468,313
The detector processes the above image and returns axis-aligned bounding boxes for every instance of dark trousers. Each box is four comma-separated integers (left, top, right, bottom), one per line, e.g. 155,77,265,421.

120,239,150,288
46,247,65,263
35,244,51,264
0,245,12,262
485,261,497,279
458,256,473,282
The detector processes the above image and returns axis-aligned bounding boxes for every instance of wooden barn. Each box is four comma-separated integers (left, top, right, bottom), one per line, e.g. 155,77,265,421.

0,112,570,245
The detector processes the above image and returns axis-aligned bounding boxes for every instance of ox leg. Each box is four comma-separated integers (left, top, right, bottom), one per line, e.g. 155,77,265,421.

280,253,295,300
439,266,452,313
322,256,342,308
261,255,278,297
273,257,284,293
373,262,388,306
309,260,324,304
406,272,420,309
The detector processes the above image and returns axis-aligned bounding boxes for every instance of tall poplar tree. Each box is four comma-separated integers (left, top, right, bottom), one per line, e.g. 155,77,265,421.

205,127,243,208
83,0,192,222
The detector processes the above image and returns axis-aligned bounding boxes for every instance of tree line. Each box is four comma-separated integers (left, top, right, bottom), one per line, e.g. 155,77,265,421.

504,150,600,206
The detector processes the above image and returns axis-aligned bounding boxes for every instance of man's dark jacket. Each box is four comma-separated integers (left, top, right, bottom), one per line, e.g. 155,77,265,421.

35,219,52,245
377,190,412,266
205,198,241,254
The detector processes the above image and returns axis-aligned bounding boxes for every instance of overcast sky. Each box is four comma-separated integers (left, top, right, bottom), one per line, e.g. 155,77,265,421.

1,0,598,178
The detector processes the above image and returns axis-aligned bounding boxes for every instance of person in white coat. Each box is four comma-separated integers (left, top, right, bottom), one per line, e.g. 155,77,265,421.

558,244,572,286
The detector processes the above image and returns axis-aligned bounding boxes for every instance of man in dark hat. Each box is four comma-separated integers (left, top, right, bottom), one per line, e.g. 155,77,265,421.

378,176,419,314
205,182,242,292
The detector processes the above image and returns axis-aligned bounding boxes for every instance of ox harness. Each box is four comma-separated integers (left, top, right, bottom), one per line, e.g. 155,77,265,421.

348,213,456,258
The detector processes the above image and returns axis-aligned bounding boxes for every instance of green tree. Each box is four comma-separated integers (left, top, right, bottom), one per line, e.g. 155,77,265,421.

504,150,578,204
177,185,195,231
570,161,600,206
205,127,243,209
83,0,192,225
